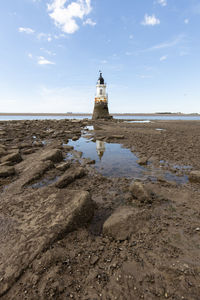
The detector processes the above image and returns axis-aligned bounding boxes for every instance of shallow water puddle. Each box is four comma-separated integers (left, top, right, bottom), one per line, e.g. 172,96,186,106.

28,177,58,189
156,128,166,131
125,120,151,123
68,137,188,183
68,137,145,178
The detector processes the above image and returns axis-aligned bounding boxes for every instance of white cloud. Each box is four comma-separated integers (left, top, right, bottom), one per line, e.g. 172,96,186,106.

83,18,96,26
37,56,55,65
28,53,33,59
157,0,167,7
141,14,160,26
37,32,52,42
47,0,93,34
160,55,167,61
18,27,35,34
184,19,189,24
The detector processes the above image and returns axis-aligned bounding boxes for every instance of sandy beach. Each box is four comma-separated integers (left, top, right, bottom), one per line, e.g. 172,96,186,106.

0,118,200,299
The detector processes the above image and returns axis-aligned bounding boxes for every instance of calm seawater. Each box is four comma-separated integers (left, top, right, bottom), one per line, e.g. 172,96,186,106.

0,115,200,121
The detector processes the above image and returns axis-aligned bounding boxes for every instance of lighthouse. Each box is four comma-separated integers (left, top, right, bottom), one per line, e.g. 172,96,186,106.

92,71,111,120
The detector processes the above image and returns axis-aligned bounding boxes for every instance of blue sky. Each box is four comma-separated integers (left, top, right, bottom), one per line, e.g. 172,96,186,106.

0,0,200,113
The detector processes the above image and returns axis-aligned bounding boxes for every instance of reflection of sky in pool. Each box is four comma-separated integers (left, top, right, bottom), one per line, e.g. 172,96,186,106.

68,137,188,183
68,137,145,178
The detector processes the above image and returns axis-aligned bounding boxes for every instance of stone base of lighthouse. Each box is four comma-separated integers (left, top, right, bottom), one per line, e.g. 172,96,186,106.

92,101,111,120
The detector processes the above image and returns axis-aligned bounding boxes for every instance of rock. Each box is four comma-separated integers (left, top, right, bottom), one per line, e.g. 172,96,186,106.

40,149,63,163
82,158,95,165
56,161,71,171
72,136,79,141
189,171,200,183
33,141,43,147
19,142,33,149
103,206,143,241
129,181,154,204
71,150,82,159
62,145,74,151
129,181,148,200
22,148,34,155
0,188,94,296
23,160,54,186
71,120,81,123
0,148,6,158
1,151,22,165
90,255,99,265
55,167,86,189
111,135,124,139
137,157,148,165
0,166,15,177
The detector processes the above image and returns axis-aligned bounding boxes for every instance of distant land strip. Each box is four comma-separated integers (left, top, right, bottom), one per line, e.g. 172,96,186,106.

0,112,199,116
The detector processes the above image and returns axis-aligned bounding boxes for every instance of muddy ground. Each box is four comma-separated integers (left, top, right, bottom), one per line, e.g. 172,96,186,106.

0,118,200,300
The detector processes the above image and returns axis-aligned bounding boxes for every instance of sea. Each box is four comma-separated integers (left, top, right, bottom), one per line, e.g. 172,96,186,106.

0,115,200,121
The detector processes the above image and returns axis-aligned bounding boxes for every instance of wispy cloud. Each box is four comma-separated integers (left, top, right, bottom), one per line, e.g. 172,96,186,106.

100,60,108,64
146,34,185,51
83,18,96,26
138,74,153,79
157,0,167,7
40,48,56,56
125,51,133,56
141,14,160,26
160,55,167,61
47,0,93,34
18,27,35,34
37,56,55,65
37,32,52,42
184,19,189,24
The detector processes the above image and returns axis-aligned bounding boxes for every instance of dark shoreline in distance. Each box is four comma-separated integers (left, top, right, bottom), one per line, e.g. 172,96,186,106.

0,113,199,116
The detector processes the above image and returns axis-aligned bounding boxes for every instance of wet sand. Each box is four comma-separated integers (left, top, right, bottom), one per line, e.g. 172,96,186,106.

0,118,200,299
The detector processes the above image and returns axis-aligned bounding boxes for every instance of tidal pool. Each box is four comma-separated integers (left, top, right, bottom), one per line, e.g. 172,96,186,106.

68,137,145,178
68,137,188,183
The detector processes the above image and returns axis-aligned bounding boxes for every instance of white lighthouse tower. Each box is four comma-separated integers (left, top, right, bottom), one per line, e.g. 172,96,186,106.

95,72,108,104
92,71,111,119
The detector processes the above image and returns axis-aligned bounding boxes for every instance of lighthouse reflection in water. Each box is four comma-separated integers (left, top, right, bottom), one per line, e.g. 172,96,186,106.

96,140,105,160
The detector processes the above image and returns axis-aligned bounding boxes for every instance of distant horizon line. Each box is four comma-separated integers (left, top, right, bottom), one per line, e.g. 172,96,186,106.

0,112,199,116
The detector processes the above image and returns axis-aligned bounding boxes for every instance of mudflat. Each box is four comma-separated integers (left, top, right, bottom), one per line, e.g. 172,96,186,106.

0,118,200,299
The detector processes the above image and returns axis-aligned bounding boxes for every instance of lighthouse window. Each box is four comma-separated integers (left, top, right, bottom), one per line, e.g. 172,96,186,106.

100,89,103,95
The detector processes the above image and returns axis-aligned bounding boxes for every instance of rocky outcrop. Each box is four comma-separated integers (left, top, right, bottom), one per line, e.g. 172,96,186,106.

0,188,95,296
103,206,148,241
40,149,63,163
137,157,148,165
1,152,22,165
55,167,86,188
189,171,200,183
0,166,15,177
